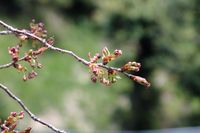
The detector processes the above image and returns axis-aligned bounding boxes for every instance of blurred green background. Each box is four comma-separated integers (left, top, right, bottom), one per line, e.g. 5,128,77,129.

0,0,200,132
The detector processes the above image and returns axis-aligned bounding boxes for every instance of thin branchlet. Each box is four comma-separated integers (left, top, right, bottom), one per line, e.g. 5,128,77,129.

0,30,13,35
0,83,68,133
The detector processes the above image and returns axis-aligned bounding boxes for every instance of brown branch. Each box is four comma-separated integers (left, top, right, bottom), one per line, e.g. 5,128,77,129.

0,83,68,133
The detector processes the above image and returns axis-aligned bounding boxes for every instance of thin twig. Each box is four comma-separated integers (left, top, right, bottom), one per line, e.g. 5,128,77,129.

97,63,135,79
0,56,26,69
0,30,13,35
0,83,68,133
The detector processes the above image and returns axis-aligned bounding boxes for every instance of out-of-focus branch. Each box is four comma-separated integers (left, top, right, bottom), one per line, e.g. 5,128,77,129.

0,30,13,35
0,83,68,133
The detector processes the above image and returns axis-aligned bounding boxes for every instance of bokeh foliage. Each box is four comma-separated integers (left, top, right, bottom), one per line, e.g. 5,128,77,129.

0,0,200,132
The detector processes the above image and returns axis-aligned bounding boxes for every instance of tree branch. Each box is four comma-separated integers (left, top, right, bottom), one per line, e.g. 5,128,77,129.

0,20,134,79
0,83,68,133
0,19,150,132
0,56,26,69
0,20,89,66
0,30,13,35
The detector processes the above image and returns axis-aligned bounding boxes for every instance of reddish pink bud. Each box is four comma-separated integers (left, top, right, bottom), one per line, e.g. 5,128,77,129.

8,47,18,54
114,49,122,56
89,53,101,63
47,37,54,45
8,46,19,62
89,63,99,75
10,112,17,117
12,56,18,62
24,55,32,62
18,111,24,119
91,76,97,83
8,123,17,132
27,71,38,79
108,69,117,75
95,53,101,59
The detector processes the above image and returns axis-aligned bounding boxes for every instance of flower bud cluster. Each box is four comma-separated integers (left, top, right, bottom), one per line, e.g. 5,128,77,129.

7,20,54,81
102,47,122,65
89,62,121,86
87,47,150,87
121,61,141,72
8,45,20,62
0,111,31,133
30,19,47,38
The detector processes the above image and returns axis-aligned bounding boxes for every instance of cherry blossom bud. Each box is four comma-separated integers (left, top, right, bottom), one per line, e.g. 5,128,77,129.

24,55,32,62
114,49,122,56
8,123,17,132
33,47,48,55
8,47,19,55
14,64,26,72
19,34,28,41
27,71,38,79
89,53,101,63
23,75,28,81
121,62,141,72
131,62,141,67
18,111,24,119
100,78,111,86
102,55,114,65
130,75,151,87
10,112,17,117
91,76,97,83
8,46,19,62
47,37,54,45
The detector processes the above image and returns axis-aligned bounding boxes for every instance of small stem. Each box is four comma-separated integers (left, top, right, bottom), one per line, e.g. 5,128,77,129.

0,56,26,69
0,30,13,35
0,83,68,133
